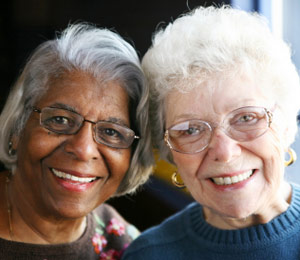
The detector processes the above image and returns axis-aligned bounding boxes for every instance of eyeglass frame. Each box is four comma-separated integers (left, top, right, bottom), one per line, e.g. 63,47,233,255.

164,106,273,154
32,106,140,149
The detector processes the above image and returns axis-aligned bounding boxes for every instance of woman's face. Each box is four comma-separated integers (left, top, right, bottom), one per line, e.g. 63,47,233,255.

165,75,290,226
14,71,131,219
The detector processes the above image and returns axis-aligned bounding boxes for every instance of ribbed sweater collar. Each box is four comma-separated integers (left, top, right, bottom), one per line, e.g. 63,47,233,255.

187,184,300,249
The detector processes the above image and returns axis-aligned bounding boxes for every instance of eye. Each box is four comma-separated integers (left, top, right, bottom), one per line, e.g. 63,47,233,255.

170,122,207,139
44,116,75,129
238,114,256,123
103,128,121,138
229,111,266,130
184,126,201,136
49,116,70,125
97,127,126,144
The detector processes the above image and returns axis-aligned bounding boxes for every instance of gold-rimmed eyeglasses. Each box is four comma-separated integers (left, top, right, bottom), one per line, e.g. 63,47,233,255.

164,106,273,154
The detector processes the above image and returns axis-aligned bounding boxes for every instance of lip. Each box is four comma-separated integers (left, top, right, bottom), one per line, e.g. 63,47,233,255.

208,169,256,190
50,167,102,192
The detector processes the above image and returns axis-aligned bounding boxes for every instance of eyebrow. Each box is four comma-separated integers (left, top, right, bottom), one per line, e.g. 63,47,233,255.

171,104,265,124
106,117,129,126
49,103,77,113
172,113,202,122
49,103,129,126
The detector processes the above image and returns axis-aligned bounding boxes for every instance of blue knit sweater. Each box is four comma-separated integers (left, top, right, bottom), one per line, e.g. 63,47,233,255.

122,184,300,260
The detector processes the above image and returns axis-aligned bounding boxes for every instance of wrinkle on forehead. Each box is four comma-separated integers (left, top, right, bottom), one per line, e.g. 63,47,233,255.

165,73,272,127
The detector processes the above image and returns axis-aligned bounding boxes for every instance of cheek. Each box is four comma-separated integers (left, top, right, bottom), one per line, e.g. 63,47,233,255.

17,129,58,168
105,149,131,180
249,130,285,183
97,149,131,200
172,152,204,178
264,129,285,163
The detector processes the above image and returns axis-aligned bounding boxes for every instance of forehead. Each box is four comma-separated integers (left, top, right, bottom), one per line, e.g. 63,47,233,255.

35,70,129,123
165,74,271,126
41,71,124,97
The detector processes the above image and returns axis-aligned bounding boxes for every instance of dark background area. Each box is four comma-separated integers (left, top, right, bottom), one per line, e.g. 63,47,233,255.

0,0,229,231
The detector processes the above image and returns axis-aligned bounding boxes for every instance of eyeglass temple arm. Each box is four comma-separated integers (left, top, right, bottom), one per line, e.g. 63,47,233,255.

265,109,273,126
164,130,172,149
32,107,41,113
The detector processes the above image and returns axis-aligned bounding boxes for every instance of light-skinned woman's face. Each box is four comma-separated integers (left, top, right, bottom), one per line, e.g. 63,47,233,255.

165,75,290,227
14,71,131,219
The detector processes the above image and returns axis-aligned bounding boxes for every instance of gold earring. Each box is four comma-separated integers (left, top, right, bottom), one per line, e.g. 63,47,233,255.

8,141,16,156
285,148,297,167
171,172,185,189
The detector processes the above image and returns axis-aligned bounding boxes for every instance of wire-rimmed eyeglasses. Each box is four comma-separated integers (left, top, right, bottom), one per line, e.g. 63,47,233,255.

32,106,139,149
164,106,273,154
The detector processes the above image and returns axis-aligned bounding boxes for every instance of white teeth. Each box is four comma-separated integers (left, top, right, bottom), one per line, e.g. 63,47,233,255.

231,175,239,184
214,177,224,185
211,170,253,185
224,177,231,185
52,168,97,183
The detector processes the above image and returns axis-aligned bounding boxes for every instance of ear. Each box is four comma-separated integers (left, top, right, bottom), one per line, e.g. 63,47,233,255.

10,134,19,151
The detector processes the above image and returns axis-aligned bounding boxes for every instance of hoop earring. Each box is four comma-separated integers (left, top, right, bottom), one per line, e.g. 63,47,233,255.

8,141,16,156
171,172,185,189
285,148,297,167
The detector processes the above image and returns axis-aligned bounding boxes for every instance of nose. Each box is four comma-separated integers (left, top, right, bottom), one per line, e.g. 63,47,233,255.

207,128,241,162
64,122,99,161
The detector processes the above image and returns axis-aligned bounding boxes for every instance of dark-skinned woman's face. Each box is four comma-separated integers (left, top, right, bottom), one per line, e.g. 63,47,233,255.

14,71,131,219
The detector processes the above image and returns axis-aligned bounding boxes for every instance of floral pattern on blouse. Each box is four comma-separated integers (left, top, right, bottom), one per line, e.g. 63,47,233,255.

92,233,108,254
99,249,123,260
92,212,138,259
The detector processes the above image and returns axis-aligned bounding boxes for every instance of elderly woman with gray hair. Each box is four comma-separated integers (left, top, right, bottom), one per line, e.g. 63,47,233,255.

0,23,153,259
123,5,300,260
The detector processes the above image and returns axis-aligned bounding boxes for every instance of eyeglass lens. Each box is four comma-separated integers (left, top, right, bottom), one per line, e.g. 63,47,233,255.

166,106,271,154
39,107,136,148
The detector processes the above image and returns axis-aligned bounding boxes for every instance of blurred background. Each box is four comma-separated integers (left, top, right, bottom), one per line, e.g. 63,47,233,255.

1,0,299,231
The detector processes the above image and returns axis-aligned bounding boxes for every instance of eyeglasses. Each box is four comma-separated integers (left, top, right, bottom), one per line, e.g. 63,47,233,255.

164,106,273,154
32,107,139,149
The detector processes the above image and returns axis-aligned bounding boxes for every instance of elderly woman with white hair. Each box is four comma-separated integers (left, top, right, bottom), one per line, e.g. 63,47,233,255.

122,5,300,260
0,23,153,259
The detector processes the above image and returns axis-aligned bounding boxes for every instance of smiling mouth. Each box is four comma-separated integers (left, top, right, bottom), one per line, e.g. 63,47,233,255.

211,170,255,185
51,168,99,183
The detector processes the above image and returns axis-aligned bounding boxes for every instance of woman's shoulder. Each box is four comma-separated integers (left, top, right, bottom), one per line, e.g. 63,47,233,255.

291,182,300,192
94,203,128,221
92,203,139,236
92,202,140,231
122,202,199,258
147,202,199,237
89,203,140,258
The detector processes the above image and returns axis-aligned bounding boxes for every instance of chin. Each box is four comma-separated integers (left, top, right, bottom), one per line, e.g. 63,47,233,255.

53,202,94,220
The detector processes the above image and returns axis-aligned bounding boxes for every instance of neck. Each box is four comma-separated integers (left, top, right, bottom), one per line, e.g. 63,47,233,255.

6,174,87,244
203,182,292,230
